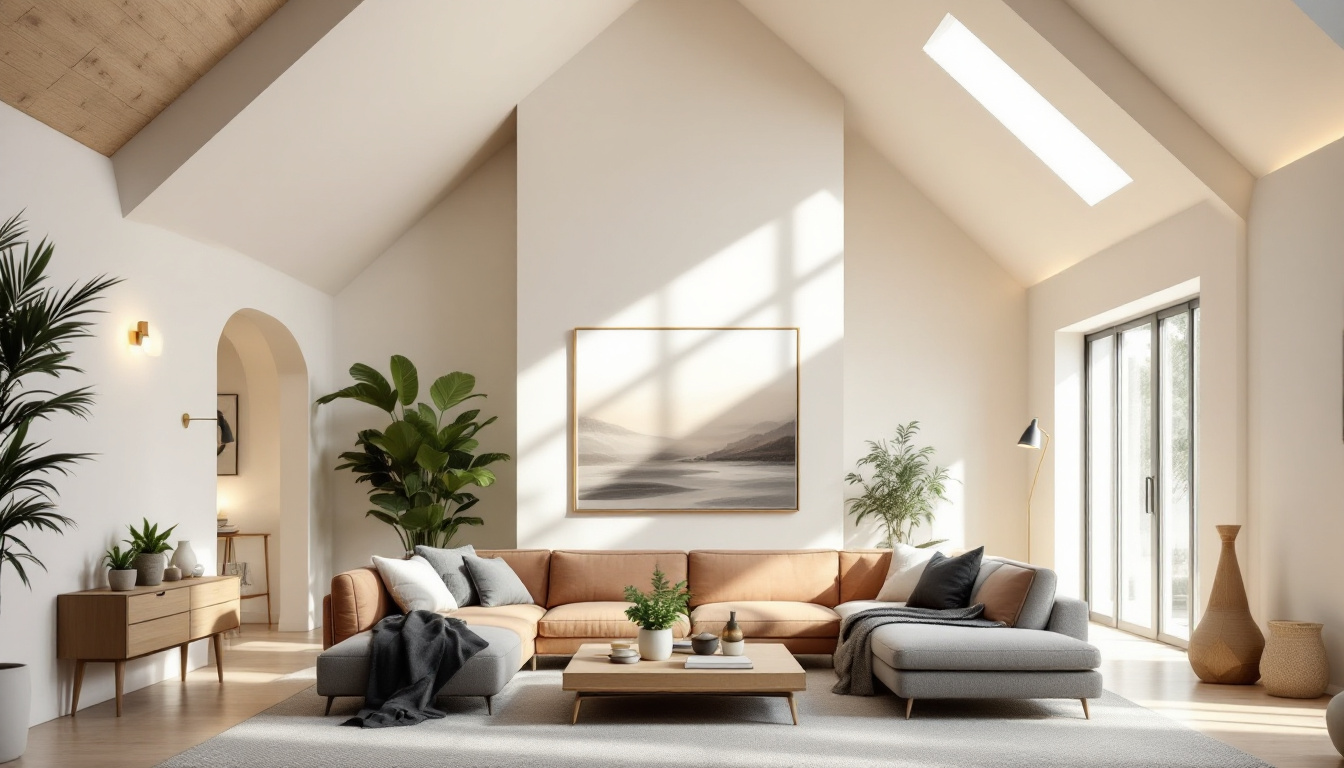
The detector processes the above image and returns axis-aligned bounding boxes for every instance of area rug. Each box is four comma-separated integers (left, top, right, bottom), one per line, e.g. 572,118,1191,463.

156,659,1270,768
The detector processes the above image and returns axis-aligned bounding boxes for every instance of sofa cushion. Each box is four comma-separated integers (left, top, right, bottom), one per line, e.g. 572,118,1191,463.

690,601,840,638
870,623,1101,672
973,562,1036,626
546,551,688,608
414,544,478,606
971,557,1058,631
688,550,839,607
839,550,891,602
477,549,551,606
450,604,545,639
316,624,521,698
538,601,691,638
329,567,393,646
875,543,939,602
371,555,458,613
464,555,534,607
833,599,899,621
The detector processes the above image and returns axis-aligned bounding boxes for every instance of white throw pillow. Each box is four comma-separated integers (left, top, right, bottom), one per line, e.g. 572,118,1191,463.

372,555,458,614
875,543,939,602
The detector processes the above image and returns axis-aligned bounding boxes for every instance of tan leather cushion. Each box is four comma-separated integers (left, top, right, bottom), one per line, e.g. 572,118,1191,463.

328,566,393,646
538,601,690,638
973,563,1037,627
690,601,840,638
477,549,551,606
450,604,546,638
839,550,891,603
688,550,839,607
546,550,688,608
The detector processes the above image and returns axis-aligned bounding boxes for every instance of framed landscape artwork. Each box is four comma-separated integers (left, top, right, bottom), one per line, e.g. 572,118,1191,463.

217,393,238,476
572,327,799,513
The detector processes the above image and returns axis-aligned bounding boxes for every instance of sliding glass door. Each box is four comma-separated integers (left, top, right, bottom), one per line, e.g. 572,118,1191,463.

1086,299,1198,646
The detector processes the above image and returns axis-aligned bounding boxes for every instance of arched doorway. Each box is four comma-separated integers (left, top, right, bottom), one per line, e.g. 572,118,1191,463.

215,309,314,631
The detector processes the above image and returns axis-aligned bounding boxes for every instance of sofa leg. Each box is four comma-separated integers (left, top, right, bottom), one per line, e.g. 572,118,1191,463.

905,698,914,720
1080,698,1090,720
325,697,335,716
485,696,493,715
531,655,537,671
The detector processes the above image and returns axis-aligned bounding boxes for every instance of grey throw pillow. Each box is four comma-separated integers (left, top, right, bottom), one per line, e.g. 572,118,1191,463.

463,555,534,607
414,544,478,606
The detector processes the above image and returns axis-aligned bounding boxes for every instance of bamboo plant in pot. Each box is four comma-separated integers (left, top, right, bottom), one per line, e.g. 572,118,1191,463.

0,214,119,763
623,567,691,661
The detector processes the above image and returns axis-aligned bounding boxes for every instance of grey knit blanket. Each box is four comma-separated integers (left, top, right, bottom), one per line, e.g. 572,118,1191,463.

832,605,1005,695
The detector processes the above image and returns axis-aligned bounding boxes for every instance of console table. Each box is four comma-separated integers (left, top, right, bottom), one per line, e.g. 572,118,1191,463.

217,531,272,624
56,575,241,716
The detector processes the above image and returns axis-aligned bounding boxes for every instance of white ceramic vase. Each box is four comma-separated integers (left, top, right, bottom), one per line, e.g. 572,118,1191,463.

0,663,30,763
638,628,673,661
1328,691,1344,757
170,540,198,578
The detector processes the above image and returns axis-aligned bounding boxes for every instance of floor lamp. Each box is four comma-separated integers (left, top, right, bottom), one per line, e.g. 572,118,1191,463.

1017,417,1050,563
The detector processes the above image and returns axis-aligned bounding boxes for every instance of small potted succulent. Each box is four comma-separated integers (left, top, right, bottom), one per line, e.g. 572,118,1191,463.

103,545,139,591
126,519,176,587
623,567,691,661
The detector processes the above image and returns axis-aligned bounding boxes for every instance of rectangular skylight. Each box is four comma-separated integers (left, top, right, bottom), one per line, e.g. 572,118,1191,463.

923,14,1132,205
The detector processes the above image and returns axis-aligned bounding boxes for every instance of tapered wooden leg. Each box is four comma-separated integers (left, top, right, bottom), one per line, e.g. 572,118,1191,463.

212,632,224,683
325,697,335,716
1081,698,1091,720
485,696,493,715
787,692,799,725
571,693,583,725
70,660,86,716
531,655,537,671
114,661,125,717
180,643,189,681
905,698,914,720
262,534,272,625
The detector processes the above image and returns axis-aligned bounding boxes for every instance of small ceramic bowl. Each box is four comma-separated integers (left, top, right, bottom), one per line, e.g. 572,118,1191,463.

608,648,640,664
691,632,720,655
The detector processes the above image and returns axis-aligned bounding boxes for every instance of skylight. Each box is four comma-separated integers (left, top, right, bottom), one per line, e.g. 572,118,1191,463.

923,14,1132,206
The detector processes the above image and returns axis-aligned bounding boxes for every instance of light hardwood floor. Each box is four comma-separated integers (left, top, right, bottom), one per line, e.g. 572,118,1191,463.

12,623,1343,767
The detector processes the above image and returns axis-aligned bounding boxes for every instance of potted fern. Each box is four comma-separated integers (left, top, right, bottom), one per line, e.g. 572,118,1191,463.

125,519,176,587
844,421,952,549
0,214,119,763
623,567,691,661
103,545,139,592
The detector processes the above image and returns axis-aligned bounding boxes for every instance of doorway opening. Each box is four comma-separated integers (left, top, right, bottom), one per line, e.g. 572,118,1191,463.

215,309,313,630
1085,298,1199,647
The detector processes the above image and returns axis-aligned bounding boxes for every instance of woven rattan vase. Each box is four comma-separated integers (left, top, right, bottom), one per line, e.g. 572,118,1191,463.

1188,525,1264,684
1261,621,1329,698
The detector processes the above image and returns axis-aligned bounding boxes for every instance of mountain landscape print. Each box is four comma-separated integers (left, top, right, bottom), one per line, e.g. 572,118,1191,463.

573,328,798,511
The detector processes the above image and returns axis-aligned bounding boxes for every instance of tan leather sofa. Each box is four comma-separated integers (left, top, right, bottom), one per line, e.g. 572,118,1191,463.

322,548,897,663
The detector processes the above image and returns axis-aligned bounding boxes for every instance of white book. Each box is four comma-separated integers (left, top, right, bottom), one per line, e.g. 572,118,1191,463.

685,656,753,669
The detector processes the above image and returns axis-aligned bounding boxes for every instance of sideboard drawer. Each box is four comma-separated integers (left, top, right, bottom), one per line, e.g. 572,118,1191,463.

191,578,239,609
191,600,240,640
127,588,189,624
127,613,189,657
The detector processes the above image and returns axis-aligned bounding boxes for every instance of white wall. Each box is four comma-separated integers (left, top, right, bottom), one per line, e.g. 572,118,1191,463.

515,0,845,550
1026,202,1245,612
330,143,518,572
0,103,334,725
1248,134,1344,688
843,135,1028,552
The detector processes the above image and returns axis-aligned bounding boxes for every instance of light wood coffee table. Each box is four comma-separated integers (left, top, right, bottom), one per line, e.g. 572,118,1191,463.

562,643,807,725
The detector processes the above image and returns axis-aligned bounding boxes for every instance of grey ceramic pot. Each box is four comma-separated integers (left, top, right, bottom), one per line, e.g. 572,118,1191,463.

691,633,720,655
108,568,137,591
134,552,166,587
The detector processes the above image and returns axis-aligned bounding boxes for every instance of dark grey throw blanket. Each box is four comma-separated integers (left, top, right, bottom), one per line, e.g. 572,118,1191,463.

343,610,488,728
832,605,1005,696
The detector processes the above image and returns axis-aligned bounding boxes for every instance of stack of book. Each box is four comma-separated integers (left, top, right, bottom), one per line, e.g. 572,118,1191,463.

685,655,753,670
672,640,694,654
217,516,238,534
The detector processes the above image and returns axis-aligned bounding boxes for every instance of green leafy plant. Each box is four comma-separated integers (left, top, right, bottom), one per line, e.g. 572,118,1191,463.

316,356,510,552
102,544,138,571
125,518,176,555
0,213,120,612
844,421,952,549
623,567,691,631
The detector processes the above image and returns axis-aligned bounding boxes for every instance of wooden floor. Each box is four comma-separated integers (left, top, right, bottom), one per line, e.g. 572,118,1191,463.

11,623,1343,767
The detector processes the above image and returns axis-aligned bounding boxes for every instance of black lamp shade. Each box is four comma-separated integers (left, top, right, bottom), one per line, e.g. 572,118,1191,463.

1017,418,1043,449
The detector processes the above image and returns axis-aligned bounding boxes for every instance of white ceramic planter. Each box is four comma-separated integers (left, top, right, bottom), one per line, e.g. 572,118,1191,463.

638,628,673,661
0,663,30,763
1328,691,1344,757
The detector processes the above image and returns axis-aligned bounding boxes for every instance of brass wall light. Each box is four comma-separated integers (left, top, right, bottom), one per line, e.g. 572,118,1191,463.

183,411,235,455
128,321,162,356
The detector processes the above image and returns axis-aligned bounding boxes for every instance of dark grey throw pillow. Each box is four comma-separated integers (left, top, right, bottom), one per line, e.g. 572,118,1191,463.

906,546,985,610
414,544,478,607
463,555,534,607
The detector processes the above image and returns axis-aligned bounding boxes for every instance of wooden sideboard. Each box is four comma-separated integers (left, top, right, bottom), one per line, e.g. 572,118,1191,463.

57,575,241,716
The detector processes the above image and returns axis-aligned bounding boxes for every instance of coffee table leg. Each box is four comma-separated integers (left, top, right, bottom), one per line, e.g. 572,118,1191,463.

788,692,799,725
571,693,583,725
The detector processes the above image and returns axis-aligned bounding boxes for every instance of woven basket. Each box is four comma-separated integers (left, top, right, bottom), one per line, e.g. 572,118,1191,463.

1261,621,1329,698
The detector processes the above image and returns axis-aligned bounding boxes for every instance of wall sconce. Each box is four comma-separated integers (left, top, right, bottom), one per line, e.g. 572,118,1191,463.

129,321,162,356
182,411,235,455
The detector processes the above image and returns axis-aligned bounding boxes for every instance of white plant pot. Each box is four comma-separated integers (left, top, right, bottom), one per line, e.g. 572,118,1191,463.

637,628,673,661
170,540,198,577
0,664,30,763
1328,691,1344,757
108,569,137,592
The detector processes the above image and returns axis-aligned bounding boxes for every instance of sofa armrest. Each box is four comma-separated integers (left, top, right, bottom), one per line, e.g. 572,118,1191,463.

327,566,393,647
1047,597,1090,642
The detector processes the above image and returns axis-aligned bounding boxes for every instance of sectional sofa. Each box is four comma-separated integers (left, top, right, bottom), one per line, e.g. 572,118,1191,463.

319,549,1101,717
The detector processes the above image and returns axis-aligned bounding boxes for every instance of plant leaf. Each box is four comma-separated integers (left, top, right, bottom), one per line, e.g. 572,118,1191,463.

389,355,419,407
430,373,477,412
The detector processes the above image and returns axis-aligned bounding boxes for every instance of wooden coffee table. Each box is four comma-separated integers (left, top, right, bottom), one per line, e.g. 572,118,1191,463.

562,643,807,725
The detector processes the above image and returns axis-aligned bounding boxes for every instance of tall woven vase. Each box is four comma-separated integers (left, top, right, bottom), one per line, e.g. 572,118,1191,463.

1188,525,1264,684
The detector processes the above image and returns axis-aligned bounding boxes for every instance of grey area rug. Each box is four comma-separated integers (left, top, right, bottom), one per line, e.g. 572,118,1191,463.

157,658,1270,768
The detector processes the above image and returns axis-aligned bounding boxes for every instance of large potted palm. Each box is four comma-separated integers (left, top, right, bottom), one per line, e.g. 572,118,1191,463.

0,214,118,763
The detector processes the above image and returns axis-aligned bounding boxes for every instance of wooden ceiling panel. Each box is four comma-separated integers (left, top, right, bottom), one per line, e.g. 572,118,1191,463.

0,0,286,155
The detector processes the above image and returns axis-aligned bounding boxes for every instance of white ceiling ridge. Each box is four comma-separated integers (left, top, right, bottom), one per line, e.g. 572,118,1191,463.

1004,0,1253,220
112,0,364,217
